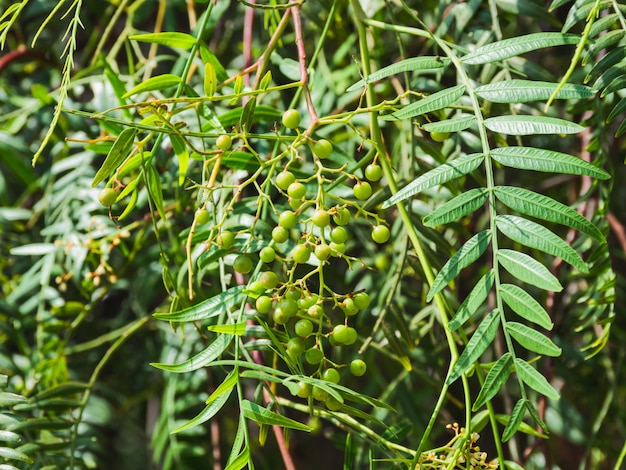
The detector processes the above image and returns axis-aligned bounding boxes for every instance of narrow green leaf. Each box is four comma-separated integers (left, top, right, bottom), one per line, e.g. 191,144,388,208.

122,74,182,99
446,309,501,385
383,153,484,208
199,41,228,81
204,62,217,97
498,249,562,292
240,96,256,132
484,115,584,135
0,430,21,443
428,230,492,302
242,400,311,432
491,147,609,179
381,85,466,121
207,322,247,336
526,400,549,433
607,96,626,124
151,334,233,372
7,418,73,432
506,322,562,356
585,47,626,83
496,215,588,272
226,415,247,468
502,399,527,442
449,270,496,331
0,393,26,407
515,358,560,399
346,56,450,91
500,284,553,330
475,80,593,103
423,188,489,227
496,0,561,27
583,30,625,66
147,164,166,220
592,64,626,92
130,32,196,50
461,33,580,65
0,447,33,464
172,369,238,433
224,448,250,470
494,186,605,242
473,353,513,411
170,133,189,186
10,243,57,256
422,115,477,133
154,286,245,321
92,127,137,187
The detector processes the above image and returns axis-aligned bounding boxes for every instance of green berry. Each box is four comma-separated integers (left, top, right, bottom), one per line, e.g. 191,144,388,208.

259,271,279,290
287,337,306,357
195,208,211,225
372,225,391,244
272,226,289,243
296,381,312,398
332,324,349,344
98,188,118,207
341,298,359,316
343,327,358,345
292,244,311,264
330,242,346,255
216,134,233,150
273,308,290,325
285,286,302,301
330,226,348,244
276,171,296,190
311,209,330,228
332,207,351,226
233,254,253,274
278,299,298,317
353,181,372,200
282,109,302,129
353,292,370,310
350,359,367,376
279,210,298,229
322,368,341,384
305,348,324,364
365,163,383,182
295,318,314,337
312,139,332,159
307,304,324,319
298,294,318,309
311,386,328,402
260,247,276,263
248,281,266,294
325,396,343,411
216,231,235,249
256,295,273,314
374,253,391,270
287,182,306,200
314,244,332,261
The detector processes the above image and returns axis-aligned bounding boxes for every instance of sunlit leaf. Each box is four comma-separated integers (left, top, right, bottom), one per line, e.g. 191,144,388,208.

224,447,249,470
500,284,553,330
484,115,584,135
446,309,501,385
506,322,561,356
515,358,560,399
92,127,137,187
423,188,489,227
170,133,189,186
498,249,563,292
496,214,588,272
422,115,477,133
383,153,484,208
122,74,183,98
494,186,605,242
473,353,513,411
151,334,233,372
449,270,495,331
242,400,311,432
428,230,492,302
146,164,166,220
490,147,609,179
475,80,593,103
130,32,197,50
380,85,465,121
153,286,245,321
461,32,580,65
347,56,450,91
207,322,247,335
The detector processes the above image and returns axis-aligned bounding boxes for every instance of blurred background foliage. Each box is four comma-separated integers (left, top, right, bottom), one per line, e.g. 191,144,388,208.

0,0,624,469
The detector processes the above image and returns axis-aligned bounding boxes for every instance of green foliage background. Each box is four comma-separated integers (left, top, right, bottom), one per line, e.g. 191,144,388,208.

0,0,625,469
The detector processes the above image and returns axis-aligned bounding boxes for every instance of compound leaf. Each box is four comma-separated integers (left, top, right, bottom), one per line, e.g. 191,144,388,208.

424,188,489,227
473,352,513,411
347,56,450,91
500,284,553,330
502,399,527,442
484,115,584,135
506,322,562,356
515,358,560,399
475,80,593,103
449,269,496,331
381,85,465,121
